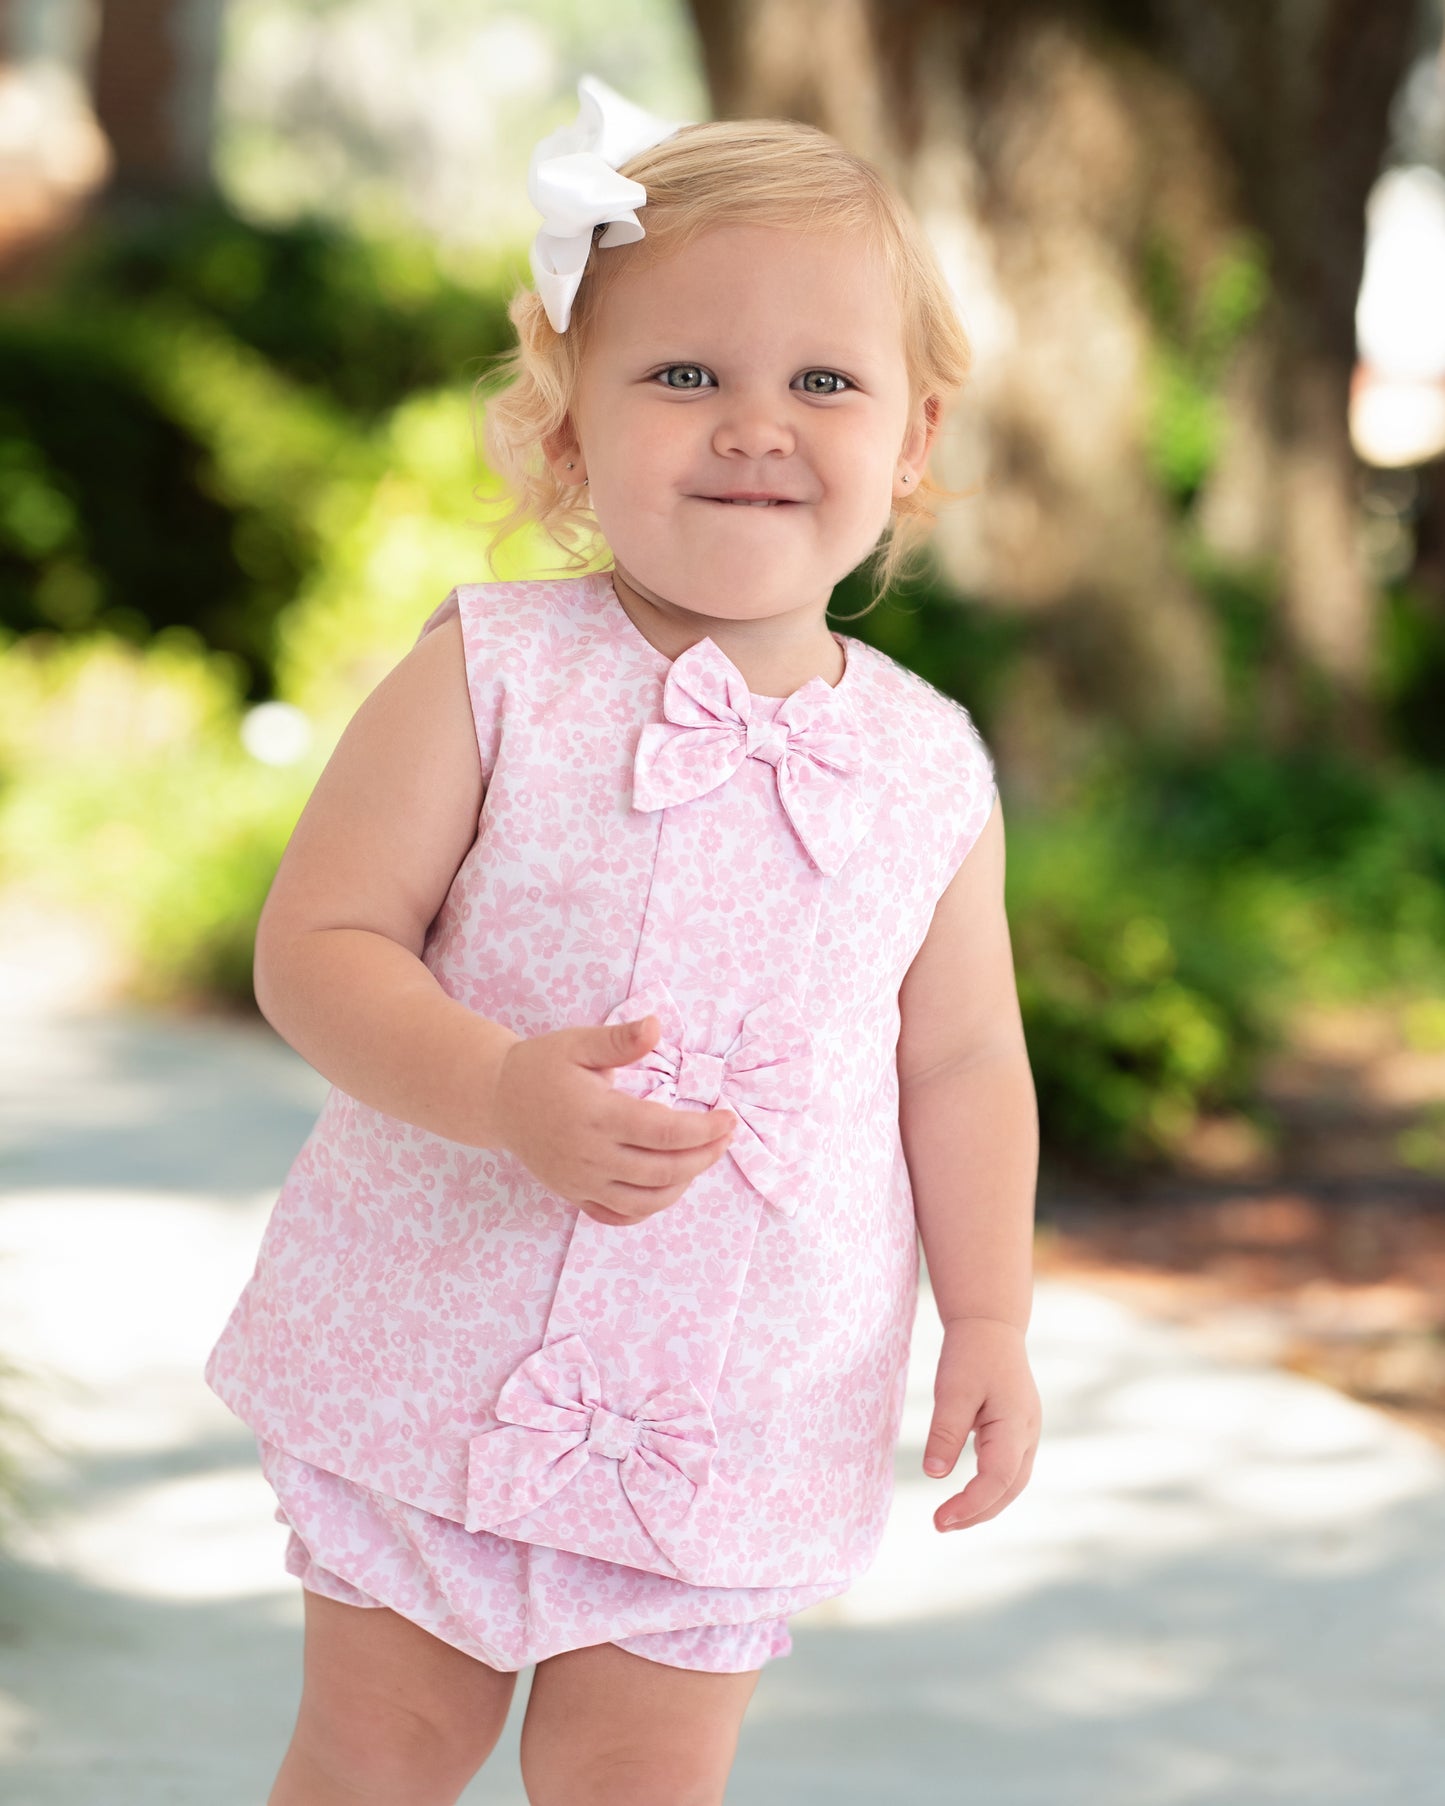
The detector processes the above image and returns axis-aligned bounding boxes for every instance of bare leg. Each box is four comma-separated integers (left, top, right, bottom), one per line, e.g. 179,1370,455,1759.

268,1588,519,1805
519,1639,762,1806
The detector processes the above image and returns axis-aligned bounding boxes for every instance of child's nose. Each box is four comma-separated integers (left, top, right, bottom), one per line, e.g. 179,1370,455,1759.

712,398,796,462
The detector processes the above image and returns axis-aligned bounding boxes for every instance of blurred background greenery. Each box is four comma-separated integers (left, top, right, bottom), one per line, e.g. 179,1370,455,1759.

2,0,1444,1191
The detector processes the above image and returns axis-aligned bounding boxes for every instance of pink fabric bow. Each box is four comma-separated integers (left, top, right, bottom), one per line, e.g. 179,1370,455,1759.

463,1332,717,1571
605,977,813,1214
632,637,874,875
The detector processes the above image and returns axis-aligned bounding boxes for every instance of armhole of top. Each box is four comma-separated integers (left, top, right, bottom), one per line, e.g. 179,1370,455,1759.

418,585,506,793
414,589,461,645
941,717,999,887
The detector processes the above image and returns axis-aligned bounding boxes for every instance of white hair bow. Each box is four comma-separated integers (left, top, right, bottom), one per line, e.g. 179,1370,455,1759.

527,73,689,334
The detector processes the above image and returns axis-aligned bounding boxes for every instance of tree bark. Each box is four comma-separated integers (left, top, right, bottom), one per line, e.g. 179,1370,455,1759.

0,0,112,285
1150,0,1418,748
91,0,223,198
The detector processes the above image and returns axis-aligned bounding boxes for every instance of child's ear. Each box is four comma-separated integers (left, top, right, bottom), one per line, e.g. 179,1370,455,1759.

902,393,942,473
541,417,584,484
894,395,942,500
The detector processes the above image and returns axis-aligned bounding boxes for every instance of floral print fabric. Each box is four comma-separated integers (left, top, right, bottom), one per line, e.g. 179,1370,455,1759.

259,1435,796,1673
207,568,996,1657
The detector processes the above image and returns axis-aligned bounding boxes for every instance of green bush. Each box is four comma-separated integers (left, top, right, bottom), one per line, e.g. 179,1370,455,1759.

1005,742,1445,1168
0,199,516,700
267,384,560,739
0,314,264,653
1004,786,1273,1170
0,622,310,1006
54,196,520,420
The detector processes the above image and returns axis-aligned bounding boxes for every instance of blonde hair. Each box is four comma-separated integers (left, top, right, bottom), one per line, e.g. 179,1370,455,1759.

475,117,974,613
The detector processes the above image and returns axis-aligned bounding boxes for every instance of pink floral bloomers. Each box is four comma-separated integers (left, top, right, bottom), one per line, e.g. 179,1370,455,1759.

206,569,997,1672
258,1435,799,1671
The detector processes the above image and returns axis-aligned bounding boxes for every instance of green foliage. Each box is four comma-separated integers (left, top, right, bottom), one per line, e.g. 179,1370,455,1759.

1005,741,1445,1169
1140,229,1269,507
0,314,259,653
0,622,309,1005
1179,535,1281,733
0,200,561,1020
1379,579,1445,765
56,197,520,420
1145,346,1223,501
0,199,517,700
825,559,1021,725
822,556,1445,1171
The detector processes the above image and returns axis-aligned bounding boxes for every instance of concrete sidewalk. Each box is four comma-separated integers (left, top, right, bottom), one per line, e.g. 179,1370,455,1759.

1,995,1443,1805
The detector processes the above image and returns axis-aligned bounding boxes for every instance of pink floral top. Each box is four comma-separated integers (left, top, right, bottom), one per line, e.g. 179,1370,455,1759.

206,568,997,1592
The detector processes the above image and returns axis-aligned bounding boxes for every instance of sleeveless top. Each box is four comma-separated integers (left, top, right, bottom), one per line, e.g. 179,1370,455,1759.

205,568,997,1593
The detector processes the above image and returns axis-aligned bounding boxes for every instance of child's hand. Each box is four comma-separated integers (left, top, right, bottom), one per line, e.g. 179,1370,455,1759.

921,1316,1041,1532
490,1015,737,1227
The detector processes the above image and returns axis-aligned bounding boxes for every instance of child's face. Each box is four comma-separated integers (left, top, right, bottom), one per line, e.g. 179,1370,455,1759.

558,224,930,623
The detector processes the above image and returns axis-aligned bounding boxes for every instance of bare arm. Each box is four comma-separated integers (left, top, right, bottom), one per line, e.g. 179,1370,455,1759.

253,613,519,1148
896,795,1039,1332
900,793,1042,1522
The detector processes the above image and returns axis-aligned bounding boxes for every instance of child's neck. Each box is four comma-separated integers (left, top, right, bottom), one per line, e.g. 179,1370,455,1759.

607,568,845,699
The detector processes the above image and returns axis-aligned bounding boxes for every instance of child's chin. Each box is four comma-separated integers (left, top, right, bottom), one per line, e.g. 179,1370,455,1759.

629,542,811,599
675,561,803,599
675,534,805,577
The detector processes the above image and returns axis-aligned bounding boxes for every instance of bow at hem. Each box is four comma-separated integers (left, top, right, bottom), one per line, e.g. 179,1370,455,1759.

463,1333,717,1571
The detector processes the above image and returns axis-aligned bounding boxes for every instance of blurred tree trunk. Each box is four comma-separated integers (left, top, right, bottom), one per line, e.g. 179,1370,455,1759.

0,0,111,285
92,0,223,199
688,0,1418,768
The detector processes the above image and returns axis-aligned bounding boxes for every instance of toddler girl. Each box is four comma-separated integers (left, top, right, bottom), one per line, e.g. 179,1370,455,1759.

206,73,1041,1806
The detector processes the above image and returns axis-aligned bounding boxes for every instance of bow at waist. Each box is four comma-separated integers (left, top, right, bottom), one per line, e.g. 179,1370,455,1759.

603,977,814,1215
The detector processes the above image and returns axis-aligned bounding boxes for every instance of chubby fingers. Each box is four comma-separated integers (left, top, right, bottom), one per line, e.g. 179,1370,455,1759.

605,1125,736,1196
929,1419,1035,1531
612,1094,738,1154
579,1096,737,1224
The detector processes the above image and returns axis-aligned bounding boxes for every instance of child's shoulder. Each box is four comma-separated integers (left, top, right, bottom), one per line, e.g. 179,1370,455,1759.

843,633,995,777
446,577,592,635
413,571,599,655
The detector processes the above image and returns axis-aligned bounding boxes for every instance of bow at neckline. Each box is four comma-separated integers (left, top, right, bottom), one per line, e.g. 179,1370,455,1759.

630,634,875,876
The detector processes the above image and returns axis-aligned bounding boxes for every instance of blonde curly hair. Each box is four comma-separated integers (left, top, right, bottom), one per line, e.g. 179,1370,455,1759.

474,116,973,613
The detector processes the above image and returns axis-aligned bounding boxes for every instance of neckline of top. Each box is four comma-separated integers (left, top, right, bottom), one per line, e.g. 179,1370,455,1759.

591,569,861,708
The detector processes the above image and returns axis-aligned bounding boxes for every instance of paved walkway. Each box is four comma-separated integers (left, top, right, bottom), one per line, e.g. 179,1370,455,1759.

1,989,1443,1804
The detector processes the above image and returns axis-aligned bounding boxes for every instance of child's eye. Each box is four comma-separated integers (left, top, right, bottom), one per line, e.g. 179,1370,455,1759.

653,364,716,390
796,370,853,395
